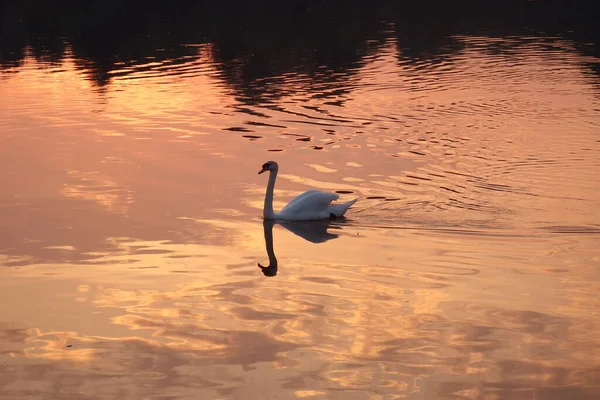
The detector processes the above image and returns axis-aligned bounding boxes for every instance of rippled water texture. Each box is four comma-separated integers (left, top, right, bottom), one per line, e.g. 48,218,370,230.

1,2,599,399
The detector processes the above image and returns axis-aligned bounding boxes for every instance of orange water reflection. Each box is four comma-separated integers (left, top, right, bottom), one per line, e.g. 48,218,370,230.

1,32,600,399
2,219,599,398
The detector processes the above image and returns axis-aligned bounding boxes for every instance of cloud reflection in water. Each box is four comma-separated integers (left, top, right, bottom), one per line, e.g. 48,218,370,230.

1,222,598,399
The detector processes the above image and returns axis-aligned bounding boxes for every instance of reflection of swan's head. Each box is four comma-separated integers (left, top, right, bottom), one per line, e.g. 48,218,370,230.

258,262,278,277
258,161,278,174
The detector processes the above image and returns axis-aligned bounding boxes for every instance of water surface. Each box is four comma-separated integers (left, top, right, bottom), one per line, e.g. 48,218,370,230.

1,2,599,399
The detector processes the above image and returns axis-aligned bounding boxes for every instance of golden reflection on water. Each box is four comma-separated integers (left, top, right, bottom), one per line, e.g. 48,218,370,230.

1,35,600,399
1,219,599,398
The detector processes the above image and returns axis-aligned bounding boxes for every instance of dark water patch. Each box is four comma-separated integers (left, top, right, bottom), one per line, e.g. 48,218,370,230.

242,135,262,141
472,182,517,193
302,105,324,113
245,121,287,128
447,197,489,212
406,174,433,181
281,119,338,128
541,226,600,234
443,170,480,179
223,126,253,132
234,107,270,118
271,105,355,125
440,186,461,193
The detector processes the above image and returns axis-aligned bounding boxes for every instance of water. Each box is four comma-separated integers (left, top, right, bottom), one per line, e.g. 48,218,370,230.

1,2,599,399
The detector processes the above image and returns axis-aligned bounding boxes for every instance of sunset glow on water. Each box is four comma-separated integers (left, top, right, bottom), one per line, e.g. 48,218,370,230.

1,2,599,399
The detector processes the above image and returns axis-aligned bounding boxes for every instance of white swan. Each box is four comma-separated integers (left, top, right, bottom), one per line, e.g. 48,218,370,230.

258,161,357,221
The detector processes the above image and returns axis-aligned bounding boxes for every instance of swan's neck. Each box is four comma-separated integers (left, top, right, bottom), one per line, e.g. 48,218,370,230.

263,169,278,219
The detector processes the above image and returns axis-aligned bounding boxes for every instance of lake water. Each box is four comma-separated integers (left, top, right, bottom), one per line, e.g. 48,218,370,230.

1,2,599,399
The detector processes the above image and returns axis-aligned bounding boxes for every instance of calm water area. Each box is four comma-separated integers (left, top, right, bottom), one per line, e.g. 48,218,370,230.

1,1,599,399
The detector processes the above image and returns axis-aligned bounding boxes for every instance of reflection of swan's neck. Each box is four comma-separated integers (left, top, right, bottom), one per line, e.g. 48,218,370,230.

263,169,278,219
264,220,277,266
259,220,278,276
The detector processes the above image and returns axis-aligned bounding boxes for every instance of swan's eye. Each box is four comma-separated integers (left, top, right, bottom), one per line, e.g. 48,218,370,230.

263,163,270,169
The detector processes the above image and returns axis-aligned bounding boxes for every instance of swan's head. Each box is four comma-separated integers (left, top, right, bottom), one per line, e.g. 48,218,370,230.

258,161,278,175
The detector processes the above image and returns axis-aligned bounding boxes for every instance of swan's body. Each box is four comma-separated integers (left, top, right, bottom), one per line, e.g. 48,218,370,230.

259,161,357,221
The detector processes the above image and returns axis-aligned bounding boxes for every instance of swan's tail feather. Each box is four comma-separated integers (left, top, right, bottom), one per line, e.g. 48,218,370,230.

329,198,358,217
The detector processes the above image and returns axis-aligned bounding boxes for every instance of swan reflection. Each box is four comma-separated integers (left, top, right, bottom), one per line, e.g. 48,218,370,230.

258,219,340,277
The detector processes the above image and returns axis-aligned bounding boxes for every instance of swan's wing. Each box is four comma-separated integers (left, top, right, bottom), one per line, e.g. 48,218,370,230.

326,198,358,217
280,190,339,215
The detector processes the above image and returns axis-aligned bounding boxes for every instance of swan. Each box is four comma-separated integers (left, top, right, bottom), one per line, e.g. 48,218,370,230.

258,161,357,221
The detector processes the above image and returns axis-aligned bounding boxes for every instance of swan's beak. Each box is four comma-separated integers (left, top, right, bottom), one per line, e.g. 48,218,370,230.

258,167,268,174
